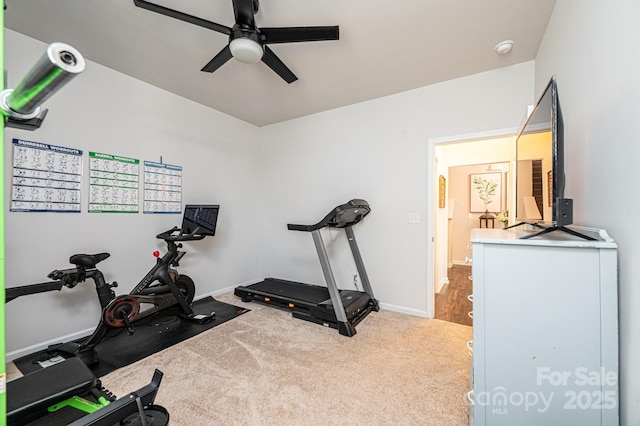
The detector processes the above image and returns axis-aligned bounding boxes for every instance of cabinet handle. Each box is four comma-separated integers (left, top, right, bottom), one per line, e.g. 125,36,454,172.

468,311,473,319
468,275,473,281
467,390,475,406
465,256,473,264
467,294,473,302
466,339,473,355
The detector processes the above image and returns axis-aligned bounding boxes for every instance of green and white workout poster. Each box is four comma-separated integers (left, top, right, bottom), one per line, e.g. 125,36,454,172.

88,151,140,213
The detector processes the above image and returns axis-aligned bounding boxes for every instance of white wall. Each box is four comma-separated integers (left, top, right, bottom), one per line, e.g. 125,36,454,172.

534,1,640,423
257,62,534,316
3,31,535,356
4,30,262,355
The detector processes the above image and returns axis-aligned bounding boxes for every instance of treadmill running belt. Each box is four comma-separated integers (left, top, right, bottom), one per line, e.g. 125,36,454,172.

248,278,330,304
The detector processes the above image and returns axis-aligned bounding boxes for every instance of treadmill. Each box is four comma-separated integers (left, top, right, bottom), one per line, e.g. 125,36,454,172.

234,199,379,336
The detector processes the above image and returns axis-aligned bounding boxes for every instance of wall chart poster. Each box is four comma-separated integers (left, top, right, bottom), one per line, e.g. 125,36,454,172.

88,151,139,213
143,161,182,214
11,138,83,212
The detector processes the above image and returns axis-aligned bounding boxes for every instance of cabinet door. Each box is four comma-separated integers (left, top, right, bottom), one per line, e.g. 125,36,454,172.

476,244,604,425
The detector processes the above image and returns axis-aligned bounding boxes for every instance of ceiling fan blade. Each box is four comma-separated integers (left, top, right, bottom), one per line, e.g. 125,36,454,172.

261,46,298,84
201,46,233,73
133,0,231,35
232,0,256,27
261,26,339,44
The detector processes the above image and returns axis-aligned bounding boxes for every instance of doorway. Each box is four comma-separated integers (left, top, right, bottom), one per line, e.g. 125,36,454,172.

427,130,516,326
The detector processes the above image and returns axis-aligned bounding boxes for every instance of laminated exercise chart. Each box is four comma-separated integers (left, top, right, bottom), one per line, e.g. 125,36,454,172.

10,138,83,212
88,152,140,213
10,142,184,215
143,161,182,214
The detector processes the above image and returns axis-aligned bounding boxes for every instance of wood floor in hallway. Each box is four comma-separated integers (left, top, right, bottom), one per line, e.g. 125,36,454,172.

434,264,473,326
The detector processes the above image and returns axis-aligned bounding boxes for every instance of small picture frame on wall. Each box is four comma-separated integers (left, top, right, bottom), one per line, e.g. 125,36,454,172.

439,175,446,208
547,170,553,207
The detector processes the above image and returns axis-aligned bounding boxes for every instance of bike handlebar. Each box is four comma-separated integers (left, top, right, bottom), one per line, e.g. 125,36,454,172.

156,226,207,242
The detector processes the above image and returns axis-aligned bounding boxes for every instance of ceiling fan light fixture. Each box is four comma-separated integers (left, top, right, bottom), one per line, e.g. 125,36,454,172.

229,38,264,63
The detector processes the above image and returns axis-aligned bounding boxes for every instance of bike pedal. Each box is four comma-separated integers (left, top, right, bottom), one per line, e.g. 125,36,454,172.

189,312,215,323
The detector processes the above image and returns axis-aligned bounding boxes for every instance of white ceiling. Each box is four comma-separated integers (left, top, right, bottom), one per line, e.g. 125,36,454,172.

4,0,556,127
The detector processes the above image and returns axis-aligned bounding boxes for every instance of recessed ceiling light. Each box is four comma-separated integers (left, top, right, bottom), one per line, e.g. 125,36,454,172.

495,40,514,55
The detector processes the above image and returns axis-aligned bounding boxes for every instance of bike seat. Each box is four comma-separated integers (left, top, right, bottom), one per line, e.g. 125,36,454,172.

69,253,110,268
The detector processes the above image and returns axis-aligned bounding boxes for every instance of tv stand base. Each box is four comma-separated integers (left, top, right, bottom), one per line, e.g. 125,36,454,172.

520,225,596,241
505,222,546,231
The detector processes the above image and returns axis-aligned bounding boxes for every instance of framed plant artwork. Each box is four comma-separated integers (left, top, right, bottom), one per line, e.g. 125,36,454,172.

470,172,502,213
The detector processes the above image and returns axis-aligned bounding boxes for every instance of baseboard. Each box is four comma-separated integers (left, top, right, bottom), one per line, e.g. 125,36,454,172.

436,277,449,293
6,326,96,362
196,278,262,300
379,302,429,318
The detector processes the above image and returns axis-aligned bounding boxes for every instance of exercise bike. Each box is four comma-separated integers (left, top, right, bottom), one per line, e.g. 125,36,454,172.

7,204,220,366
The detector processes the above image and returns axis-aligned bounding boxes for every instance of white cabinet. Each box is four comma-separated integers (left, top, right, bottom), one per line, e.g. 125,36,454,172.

469,227,618,426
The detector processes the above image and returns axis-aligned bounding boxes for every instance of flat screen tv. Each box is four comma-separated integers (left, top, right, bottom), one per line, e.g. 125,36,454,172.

181,204,220,236
513,76,593,240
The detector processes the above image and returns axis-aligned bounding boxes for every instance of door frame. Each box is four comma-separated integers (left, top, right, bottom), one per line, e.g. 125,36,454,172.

426,127,517,318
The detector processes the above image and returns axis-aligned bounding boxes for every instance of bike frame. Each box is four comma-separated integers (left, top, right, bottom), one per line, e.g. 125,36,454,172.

130,240,193,315
77,239,197,352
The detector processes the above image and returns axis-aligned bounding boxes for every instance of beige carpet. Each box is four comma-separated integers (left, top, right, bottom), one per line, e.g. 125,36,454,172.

8,293,472,425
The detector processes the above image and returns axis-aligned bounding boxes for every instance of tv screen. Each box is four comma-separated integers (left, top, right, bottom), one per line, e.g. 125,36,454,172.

181,204,219,236
515,76,571,228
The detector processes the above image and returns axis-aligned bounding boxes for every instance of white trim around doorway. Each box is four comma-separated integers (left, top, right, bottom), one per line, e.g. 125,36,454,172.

426,127,517,318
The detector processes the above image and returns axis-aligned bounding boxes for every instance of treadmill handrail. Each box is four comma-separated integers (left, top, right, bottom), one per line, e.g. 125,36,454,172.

287,199,370,232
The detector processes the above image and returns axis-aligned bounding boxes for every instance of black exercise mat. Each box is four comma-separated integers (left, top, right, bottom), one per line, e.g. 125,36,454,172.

14,297,249,378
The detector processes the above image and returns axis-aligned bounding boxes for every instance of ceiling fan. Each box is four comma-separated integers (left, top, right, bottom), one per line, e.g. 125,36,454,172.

133,0,339,83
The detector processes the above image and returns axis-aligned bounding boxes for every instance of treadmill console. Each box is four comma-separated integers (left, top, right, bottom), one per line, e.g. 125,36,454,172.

329,199,370,228
288,199,371,232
